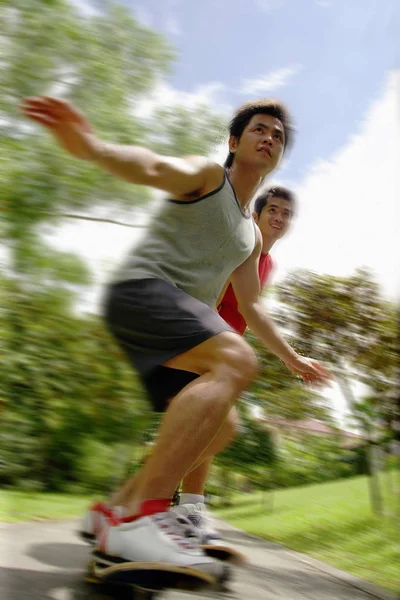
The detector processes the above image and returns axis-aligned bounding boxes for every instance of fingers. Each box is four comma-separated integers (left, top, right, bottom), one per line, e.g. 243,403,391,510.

22,111,58,127
304,359,333,385
311,360,333,379
42,96,74,117
302,365,332,388
22,96,67,110
21,97,56,123
21,96,54,113
43,96,68,108
21,96,69,121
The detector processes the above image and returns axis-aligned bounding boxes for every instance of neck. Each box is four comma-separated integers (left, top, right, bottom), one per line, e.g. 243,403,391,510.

226,162,267,212
261,236,275,254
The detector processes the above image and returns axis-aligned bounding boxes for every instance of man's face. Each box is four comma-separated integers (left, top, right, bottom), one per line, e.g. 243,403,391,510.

254,196,292,241
229,114,285,174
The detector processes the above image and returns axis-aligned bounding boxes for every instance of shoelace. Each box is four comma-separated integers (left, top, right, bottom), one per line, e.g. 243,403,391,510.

153,512,200,550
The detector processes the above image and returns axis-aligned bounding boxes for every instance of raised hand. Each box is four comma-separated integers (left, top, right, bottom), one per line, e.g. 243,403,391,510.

21,96,96,160
284,354,332,387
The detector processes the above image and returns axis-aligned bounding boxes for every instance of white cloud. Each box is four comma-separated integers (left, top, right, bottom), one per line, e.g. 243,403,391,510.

133,80,227,119
240,64,303,95
272,70,400,301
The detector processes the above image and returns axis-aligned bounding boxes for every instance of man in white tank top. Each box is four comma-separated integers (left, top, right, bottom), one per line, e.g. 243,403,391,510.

22,97,331,575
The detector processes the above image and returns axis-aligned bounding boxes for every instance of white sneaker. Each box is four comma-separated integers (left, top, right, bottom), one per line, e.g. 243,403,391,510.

172,503,223,546
95,510,225,581
80,502,124,543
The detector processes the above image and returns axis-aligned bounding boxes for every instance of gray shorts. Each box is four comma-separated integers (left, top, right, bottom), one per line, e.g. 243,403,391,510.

103,279,232,412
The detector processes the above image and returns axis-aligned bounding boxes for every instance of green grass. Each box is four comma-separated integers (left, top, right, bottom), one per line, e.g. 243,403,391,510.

0,490,96,522
213,474,400,593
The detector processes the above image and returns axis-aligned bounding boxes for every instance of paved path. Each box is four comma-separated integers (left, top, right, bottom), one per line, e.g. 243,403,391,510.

0,519,396,600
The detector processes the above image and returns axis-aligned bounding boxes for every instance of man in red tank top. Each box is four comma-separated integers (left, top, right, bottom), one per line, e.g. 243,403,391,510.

179,186,295,505
218,186,294,335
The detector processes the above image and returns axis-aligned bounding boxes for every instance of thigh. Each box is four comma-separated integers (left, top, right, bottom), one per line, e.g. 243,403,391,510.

163,330,246,375
105,278,232,377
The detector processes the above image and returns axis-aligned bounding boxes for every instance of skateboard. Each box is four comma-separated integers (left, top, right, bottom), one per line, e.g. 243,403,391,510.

80,530,245,566
85,550,230,599
200,542,245,565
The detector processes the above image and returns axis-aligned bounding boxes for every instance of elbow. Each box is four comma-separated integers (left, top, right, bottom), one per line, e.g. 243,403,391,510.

237,301,258,324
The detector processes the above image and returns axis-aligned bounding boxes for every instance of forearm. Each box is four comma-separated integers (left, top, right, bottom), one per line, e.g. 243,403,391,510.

86,135,159,185
241,301,297,363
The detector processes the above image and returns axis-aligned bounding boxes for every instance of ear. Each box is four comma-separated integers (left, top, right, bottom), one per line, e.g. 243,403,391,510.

228,135,238,154
252,211,258,223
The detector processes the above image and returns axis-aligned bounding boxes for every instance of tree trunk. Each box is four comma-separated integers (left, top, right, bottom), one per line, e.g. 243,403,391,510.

335,366,383,515
366,441,383,515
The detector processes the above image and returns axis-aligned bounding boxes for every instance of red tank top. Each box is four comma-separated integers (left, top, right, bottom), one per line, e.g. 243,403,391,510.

217,253,273,335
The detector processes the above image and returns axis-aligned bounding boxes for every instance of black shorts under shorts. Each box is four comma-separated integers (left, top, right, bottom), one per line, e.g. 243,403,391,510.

103,278,232,412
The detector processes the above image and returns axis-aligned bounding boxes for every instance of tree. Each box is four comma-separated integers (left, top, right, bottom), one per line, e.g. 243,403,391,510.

245,328,332,423
1,0,224,280
276,267,399,513
215,402,277,505
1,274,151,491
1,0,226,492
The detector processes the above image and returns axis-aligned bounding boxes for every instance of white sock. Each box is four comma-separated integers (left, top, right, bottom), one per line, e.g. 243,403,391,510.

179,493,204,506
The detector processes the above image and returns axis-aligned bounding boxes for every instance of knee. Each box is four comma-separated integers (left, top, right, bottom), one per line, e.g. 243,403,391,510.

215,333,258,389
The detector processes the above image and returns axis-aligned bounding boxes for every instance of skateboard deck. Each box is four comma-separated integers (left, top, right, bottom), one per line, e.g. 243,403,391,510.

201,543,246,565
85,550,228,600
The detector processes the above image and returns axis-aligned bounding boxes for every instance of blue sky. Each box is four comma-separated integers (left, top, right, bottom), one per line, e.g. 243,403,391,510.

119,0,398,183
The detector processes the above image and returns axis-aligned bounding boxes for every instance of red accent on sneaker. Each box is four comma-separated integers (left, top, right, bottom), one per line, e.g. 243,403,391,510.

120,498,172,524
139,498,172,517
91,501,115,517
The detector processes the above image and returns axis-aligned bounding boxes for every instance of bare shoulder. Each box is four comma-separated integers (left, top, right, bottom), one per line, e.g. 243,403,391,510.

174,156,225,201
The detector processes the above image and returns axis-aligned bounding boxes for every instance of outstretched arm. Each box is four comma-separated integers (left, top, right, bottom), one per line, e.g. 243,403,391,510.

230,229,331,385
21,96,222,199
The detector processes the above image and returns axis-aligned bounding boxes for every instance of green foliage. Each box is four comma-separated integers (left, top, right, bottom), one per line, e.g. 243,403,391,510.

152,103,225,158
246,329,332,422
1,275,150,491
2,0,224,279
1,1,225,492
0,413,44,489
216,403,277,492
275,268,399,513
275,434,350,488
76,439,130,494
276,268,399,446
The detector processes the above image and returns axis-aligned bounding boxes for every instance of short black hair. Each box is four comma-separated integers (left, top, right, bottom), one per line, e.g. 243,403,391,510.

225,99,294,168
253,186,296,217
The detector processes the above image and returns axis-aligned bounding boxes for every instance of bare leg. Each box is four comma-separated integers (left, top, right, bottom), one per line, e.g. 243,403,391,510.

122,332,256,515
111,406,238,508
181,406,238,496
181,458,213,495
